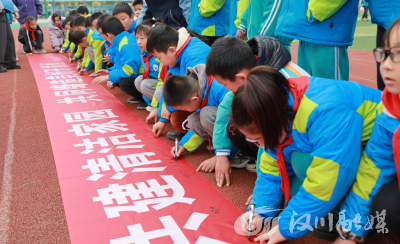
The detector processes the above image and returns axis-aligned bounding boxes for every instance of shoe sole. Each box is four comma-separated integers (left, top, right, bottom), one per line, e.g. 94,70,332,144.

127,100,140,104
137,107,147,110
230,164,247,169
312,229,339,241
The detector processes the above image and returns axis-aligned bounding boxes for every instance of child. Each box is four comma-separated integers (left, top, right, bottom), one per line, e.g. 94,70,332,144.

92,16,142,103
96,14,115,69
233,66,382,243
68,30,94,75
112,2,136,34
133,0,143,19
18,16,46,54
202,36,308,187
71,16,93,73
61,15,75,54
361,0,369,21
77,5,91,18
164,65,230,158
146,24,211,140
89,12,106,73
48,13,65,51
334,17,400,243
133,19,162,110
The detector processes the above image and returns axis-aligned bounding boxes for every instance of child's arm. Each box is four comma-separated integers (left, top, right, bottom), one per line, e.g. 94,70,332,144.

108,45,141,83
213,92,233,157
74,46,82,60
93,39,104,72
198,0,226,18
179,130,206,154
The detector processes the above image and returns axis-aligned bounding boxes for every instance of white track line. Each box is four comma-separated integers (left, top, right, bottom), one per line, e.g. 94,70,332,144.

0,54,18,243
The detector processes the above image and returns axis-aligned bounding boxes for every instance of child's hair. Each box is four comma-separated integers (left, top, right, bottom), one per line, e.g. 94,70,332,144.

96,14,109,30
206,37,257,81
85,17,92,28
147,24,206,53
163,75,198,106
102,16,125,36
132,0,143,7
62,15,74,29
112,2,134,17
72,16,86,27
69,10,77,16
231,66,293,152
134,18,164,36
77,6,89,15
51,13,61,23
91,11,103,22
69,30,87,45
25,16,36,25
381,16,400,48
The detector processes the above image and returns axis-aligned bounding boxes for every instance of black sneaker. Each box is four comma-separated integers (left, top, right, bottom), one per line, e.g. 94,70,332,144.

166,130,186,140
312,213,339,241
6,64,21,70
0,66,7,73
127,97,140,103
137,102,147,110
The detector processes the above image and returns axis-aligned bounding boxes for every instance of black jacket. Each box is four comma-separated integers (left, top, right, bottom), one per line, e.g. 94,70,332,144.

144,0,187,28
247,35,291,70
18,24,44,51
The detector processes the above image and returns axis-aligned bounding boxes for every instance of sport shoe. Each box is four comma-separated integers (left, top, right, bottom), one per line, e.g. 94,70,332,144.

246,161,257,172
167,130,186,140
127,97,140,103
230,153,255,169
312,213,339,241
137,102,147,110
146,106,154,112
33,49,47,54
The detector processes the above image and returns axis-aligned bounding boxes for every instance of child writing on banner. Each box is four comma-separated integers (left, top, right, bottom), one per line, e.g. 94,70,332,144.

92,16,143,103
48,13,65,52
201,36,308,186
18,16,46,54
164,64,230,158
96,14,115,69
232,66,382,243
145,23,211,140
113,2,137,35
61,15,75,54
85,12,105,75
71,16,93,74
334,17,400,244
133,19,163,110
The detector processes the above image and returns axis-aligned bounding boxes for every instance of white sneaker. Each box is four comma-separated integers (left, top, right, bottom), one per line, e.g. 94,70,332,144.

230,153,254,169
33,49,47,54
246,161,257,172
146,106,154,112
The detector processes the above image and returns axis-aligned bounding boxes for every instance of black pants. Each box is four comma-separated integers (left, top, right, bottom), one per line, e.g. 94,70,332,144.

370,179,400,237
377,25,386,91
117,77,145,102
226,121,258,158
362,6,369,19
0,11,17,67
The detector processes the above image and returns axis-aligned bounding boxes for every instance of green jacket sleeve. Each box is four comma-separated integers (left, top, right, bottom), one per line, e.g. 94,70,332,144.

74,46,82,60
213,92,233,156
238,3,250,32
198,0,227,18
307,0,348,22
235,0,249,28
93,40,104,72
63,29,70,50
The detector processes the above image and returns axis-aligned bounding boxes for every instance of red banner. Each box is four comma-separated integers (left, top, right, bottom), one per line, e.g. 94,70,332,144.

27,54,249,243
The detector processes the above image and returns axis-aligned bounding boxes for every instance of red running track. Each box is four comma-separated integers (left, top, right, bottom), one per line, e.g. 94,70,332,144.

0,27,398,244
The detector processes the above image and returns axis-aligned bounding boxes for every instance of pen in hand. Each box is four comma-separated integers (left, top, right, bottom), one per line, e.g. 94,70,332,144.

175,139,179,161
248,204,255,240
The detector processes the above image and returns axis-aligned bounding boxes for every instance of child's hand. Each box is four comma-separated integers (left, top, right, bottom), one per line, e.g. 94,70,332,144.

245,194,253,206
236,29,247,40
92,75,109,85
79,69,88,75
89,72,99,77
146,108,158,124
170,145,185,159
103,54,111,64
152,121,165,137
254,225,286,244
162,106,171,120
196,156,217,173
97,69,109,76
215,156,231,187
331,238,357,244
240,211,263,234
59,49,65,54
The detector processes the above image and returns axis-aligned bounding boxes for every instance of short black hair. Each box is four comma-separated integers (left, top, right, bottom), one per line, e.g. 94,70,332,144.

72,16,86,27
85,17,92,28
112,2,134,17
69,10,77,16
25,16,35,25
62,15,74,29
102,16,125,36
134,18,164,36
69,30,88,45
147,23,178,53
96,14,109,30
51,13,61,23
91,11,103,22
77,6,89,15
206,37,257,81
163,75,198,106
133,0,143,7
